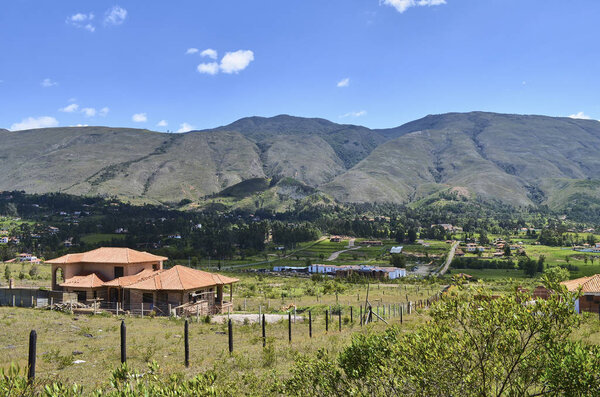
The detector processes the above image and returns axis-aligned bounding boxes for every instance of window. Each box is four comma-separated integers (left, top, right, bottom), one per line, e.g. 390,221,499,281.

152,264,158,270
75,291,86,302
586,295,593,302
143,293,153,304
114,266,124,278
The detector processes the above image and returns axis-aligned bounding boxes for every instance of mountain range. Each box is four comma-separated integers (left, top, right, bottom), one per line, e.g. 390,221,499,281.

2,111,600,211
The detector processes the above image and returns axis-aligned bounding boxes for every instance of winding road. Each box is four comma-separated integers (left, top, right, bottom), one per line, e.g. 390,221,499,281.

327,238,358,261
435,241,459,276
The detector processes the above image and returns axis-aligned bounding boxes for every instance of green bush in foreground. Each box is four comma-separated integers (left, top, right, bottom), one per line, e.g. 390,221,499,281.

287,279,600,396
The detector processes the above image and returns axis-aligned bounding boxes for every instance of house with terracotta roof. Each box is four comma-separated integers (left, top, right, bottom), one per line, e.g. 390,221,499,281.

561,275,600,313
46,247,238,315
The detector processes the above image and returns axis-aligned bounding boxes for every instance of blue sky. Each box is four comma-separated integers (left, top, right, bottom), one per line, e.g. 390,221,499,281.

1,0,599,131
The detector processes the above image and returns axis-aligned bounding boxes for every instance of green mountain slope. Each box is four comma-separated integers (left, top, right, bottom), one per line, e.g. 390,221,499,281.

0,127,264,203
2,112,600,210
211,114,388,169
324,112,600,208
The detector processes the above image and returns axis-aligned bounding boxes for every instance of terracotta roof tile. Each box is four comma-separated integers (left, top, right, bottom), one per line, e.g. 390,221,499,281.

46,247,167,264
125,265,238,291
561,275,600,293
103,269,159,287
60,273,107,289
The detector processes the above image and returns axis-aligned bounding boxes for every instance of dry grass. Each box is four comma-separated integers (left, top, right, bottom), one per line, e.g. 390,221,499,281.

0,305,428,392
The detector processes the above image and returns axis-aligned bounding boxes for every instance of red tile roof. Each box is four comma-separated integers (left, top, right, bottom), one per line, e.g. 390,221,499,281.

60,273,107,289
125,265,238,291
46,247,167,264
103,268,157,287
561,275,600,293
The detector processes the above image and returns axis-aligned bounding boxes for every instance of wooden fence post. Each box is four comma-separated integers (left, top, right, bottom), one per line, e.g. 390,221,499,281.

360,306,363,326
350,306,353,323
28,330,36,383
184,320,190,366
309,311,312,338
288,312,292,343
338,309,342,332
325,309,329,332
120,320,126,363
228,319,233,354
262,314,266,348
400,305,403,324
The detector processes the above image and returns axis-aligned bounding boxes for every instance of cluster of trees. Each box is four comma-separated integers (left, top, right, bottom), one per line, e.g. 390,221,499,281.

271,222,320,249
451,257,517,270
2,190,598,264
517,256,545,277
452,254,546,277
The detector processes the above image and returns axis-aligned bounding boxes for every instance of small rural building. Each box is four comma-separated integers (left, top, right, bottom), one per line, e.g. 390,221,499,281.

359,240,383,246
561,275,600,314
533,285,551,300
47,247,238,315
308,264,406,279
329,236,342,242
390,246,403,254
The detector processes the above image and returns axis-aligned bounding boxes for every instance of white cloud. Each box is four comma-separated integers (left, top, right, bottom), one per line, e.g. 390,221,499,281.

66,13,95,32
99,107,110,117
59,103,79,113
220,50,254,74
104,6,127,26
73,124,89,127
381,0,446,13
569,111,592,120
157,120,168,127
81,107,97,117
186,48,199,55
10,116,59,131
201,48,218,59
176,122,194,133
197,62,219,75
132,113,147,122
41,78,58,87
337,78,350,87
340,110,367,118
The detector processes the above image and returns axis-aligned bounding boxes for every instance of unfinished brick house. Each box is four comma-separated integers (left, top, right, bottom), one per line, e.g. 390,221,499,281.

47,247,238,315
561,275,600,314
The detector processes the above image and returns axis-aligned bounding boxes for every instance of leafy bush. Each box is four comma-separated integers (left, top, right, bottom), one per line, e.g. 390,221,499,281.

286,281,600,396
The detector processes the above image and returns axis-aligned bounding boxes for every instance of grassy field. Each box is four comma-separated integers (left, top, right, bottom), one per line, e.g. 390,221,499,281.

0,300,429,392
1,261,50,288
